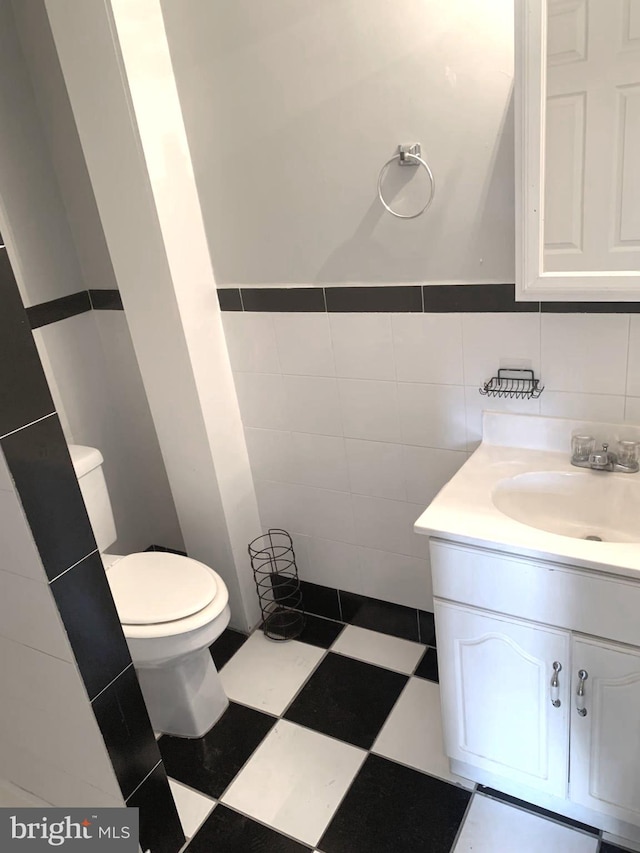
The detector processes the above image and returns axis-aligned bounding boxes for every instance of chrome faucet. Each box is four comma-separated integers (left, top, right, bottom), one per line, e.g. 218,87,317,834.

571,441,639,474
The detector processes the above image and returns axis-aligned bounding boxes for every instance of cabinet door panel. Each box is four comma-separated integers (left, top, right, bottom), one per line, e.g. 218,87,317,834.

570,637,640,823
435,600,570,797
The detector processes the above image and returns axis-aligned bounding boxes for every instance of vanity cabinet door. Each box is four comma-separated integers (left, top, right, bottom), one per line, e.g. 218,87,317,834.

569,637,640,825
435,600,570,798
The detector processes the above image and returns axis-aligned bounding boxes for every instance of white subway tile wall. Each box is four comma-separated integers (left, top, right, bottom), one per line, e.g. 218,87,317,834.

0,452,123,807
541,314,629,395
223,310,640,612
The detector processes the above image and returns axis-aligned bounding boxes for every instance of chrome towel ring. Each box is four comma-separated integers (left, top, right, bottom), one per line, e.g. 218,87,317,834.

377,143,436,219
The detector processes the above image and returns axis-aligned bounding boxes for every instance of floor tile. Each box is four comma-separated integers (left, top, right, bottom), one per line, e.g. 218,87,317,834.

222,720,366,847
127,762,184,853
452,794,599,853
414,646,439,682
187,804,310,853
320,753,471,853
284,653,407,749
168,779,215,839
372,678,473,789
339,591,419,641
209,628,248,671
331,624,424,674
220,631,324,715
297,614,345,648
159,702,275,798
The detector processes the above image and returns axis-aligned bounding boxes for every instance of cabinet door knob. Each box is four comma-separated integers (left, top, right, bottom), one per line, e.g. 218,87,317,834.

576,669,588,716
550,661,562,707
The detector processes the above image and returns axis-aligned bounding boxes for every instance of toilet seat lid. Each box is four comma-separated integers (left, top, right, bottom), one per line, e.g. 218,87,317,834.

107,552,219,625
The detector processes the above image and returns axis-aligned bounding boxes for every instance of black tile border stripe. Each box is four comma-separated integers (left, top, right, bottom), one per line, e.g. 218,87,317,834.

295,578,435,645
218,283,539,313
217,288,243,311
27,283,640,321
221,283,539,314
325,285,422,312
27,291,91,329
89,289,124,311
424,283,538,312
541,300,640,313
223,284,640,314
26,289,124,330
240,286,326,312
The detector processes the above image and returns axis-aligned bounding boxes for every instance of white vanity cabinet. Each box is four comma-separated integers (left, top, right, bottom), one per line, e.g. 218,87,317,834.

436,601,570,798
569,637,640,827
431,537,640,837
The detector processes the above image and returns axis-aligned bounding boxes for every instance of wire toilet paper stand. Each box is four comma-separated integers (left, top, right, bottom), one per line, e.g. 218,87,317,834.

248,529,305,641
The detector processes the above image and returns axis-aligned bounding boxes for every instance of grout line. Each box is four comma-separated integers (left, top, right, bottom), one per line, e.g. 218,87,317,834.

447,787,477,852
277,643,335,721
176,802,218,853
300,610,345,627
211,695,279,721
248,424,469,455
369,744,475,795
90,661,134,703
49,548,99,584
0,411,57,442
216,801,316,849
125,759,163,803
167,776,218,805
256,473,440,509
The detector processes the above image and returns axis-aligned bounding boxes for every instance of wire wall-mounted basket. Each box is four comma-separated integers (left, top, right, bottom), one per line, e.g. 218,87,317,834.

479,368,544,400
248,528,305,641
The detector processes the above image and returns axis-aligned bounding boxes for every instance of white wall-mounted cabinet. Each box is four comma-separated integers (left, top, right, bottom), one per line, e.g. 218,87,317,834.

432,539,640,843
515,0,640,300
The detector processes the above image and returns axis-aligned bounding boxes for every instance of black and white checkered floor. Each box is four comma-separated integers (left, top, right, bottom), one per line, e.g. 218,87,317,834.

159,615,632,853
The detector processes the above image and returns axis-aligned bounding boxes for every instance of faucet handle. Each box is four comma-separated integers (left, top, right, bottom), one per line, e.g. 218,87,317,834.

571,434,596,462
616,439,639,470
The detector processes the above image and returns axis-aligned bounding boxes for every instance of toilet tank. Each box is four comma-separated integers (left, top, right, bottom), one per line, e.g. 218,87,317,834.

68,445,117,553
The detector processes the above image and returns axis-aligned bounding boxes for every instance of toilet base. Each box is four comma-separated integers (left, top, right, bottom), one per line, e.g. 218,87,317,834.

136,648,229,738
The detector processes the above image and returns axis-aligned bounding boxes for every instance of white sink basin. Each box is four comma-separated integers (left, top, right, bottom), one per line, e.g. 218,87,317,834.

492,471,640,543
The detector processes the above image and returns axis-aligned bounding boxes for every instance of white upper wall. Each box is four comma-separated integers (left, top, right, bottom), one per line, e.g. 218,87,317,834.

161,0,515,285
12,0,118,294
0,0,84,306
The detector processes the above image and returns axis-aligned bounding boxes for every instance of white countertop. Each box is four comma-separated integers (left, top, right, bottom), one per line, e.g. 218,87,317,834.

413,412,640,581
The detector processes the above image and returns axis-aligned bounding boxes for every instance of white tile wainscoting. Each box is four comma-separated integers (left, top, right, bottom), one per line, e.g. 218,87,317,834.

223,309,640,613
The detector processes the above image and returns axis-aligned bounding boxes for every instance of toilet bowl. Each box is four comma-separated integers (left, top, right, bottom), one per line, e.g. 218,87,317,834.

69,445,231,739
105,552,231,738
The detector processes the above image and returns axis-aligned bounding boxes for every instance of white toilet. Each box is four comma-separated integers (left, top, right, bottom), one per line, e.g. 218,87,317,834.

69,444,231,738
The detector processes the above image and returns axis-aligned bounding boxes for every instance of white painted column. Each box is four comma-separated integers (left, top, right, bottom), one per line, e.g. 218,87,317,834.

44,0,261,631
